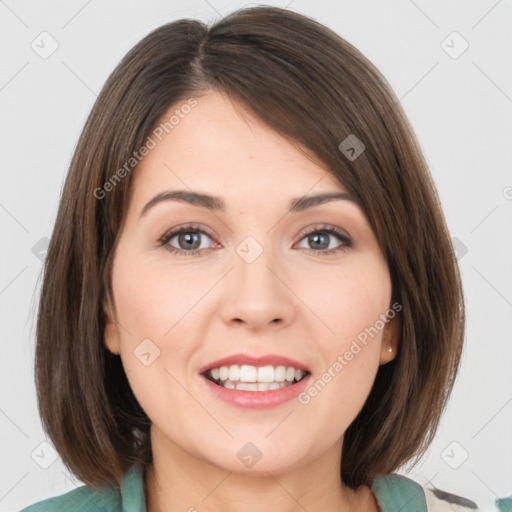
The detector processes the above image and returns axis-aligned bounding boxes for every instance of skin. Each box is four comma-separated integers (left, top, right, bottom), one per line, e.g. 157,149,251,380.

104,89,399,512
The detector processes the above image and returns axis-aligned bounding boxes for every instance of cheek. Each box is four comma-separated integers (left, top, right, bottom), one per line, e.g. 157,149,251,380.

296,256,390,397
295,266,390,436
112,253,208,340
110,249,217,394
300,256,392,344
110,255,200,420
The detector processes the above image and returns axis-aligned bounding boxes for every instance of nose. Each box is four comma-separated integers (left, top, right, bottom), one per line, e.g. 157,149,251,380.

219,244,296,332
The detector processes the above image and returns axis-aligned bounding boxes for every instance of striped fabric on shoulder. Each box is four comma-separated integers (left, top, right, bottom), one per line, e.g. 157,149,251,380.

424,486,479,511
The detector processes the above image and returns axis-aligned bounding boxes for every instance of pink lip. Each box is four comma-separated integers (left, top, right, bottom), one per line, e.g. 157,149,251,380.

200,373,312,409
198,353,311,375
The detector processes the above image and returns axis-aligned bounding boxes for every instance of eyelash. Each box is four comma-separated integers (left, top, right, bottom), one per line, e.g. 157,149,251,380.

157,223,353,258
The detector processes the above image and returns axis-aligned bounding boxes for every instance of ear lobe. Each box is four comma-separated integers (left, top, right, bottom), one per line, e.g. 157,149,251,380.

103,302,120,355
379,315,400,366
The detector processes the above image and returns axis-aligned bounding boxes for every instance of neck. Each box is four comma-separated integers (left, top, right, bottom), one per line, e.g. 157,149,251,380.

143,428,379,512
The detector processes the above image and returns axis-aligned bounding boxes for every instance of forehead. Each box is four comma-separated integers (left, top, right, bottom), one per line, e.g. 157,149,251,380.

129,90,346,207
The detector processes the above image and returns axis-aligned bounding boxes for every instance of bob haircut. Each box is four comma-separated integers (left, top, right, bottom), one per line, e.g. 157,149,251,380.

35,5,465,490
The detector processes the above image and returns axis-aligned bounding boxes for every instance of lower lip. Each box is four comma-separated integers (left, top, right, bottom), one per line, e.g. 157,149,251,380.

200,374,312,409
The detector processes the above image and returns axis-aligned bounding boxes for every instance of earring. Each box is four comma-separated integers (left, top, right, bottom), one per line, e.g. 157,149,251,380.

388,347,393,352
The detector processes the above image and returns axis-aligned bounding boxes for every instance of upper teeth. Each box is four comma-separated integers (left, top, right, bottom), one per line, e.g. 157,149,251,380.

208,365,306,383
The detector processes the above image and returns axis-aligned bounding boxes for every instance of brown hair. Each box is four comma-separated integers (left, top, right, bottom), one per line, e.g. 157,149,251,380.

35,5,465,490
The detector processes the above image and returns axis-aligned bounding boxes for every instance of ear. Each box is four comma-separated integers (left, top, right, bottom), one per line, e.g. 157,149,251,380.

103,301,121,355
379,314,400,366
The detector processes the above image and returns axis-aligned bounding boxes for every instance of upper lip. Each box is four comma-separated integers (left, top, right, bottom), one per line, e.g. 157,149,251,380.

199,353,311,375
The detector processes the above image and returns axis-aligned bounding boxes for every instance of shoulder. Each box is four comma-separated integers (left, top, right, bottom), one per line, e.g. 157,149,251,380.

20,482,121,512
372,474,480,511
20,464,145,512
372,473,427,511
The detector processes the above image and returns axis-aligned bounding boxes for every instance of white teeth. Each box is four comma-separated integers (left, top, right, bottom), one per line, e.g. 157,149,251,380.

216,379,291,391
219,366,229,381
239,365,257,382
236,382,259,391
228,365,240,381
274,366,286,382
205,364,308,389
257,365,274,382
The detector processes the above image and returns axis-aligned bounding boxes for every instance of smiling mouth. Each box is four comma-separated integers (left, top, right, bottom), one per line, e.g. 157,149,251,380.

202,365,310,392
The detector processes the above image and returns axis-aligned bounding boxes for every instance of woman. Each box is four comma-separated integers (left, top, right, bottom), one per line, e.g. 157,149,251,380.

22,5,472,511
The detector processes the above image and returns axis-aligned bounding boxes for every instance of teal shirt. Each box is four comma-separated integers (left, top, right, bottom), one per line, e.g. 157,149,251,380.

20,465,428,511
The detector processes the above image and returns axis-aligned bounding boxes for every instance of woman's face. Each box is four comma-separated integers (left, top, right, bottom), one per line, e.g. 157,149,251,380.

104,89,398,475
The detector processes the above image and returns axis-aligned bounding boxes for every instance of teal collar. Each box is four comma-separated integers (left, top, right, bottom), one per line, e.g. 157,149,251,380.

371,473,427,511
120,464,147,512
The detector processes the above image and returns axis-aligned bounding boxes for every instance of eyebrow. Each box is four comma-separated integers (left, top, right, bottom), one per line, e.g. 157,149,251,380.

139,189,358,218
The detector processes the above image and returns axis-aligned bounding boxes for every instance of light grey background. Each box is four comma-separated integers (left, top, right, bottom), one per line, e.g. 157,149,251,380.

1,0,511,511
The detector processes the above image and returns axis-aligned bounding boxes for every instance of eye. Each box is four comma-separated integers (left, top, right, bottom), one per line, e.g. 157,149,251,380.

158,224,217,256
296,225,353,256
158,223,353,257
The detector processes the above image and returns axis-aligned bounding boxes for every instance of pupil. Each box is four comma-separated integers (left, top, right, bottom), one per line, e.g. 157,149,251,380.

180,232,200,250
310,233,328,249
